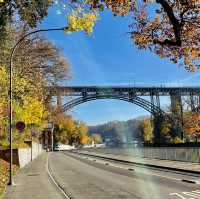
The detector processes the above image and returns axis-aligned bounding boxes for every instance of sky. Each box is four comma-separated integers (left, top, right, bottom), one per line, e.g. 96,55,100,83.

40,4,200,126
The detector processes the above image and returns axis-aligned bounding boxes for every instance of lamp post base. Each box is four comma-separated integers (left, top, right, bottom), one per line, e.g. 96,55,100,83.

8,181,15,186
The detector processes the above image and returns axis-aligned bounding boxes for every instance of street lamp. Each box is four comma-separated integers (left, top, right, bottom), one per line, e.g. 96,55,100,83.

8,26,67,185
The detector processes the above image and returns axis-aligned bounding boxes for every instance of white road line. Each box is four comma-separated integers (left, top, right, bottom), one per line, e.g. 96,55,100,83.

46,153,71,199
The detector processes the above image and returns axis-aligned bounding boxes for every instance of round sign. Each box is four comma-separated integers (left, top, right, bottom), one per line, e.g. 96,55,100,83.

16,121,25,131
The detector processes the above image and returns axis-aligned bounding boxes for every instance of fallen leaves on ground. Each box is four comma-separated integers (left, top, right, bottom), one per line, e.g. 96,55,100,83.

0,159,19,196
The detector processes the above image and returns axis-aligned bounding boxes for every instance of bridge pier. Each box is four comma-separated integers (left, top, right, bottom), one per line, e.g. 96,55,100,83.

153,115,162,144
190,92,195,111
57,93,62,107
170,91,184,140
150,91,163,144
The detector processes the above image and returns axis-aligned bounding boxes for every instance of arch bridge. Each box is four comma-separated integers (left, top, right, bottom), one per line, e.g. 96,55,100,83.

48,86,200,143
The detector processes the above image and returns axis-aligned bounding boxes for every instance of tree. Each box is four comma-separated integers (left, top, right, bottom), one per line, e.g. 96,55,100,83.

0,64,48,147
183,112,200,142
0,0,52,35
91,133,102,144
66,0,200,71
2,1,199,70
139,118,153,143
0,24,71,148
52,111,91,146
131,0,200,71
78,122,90,145
160,120,171,139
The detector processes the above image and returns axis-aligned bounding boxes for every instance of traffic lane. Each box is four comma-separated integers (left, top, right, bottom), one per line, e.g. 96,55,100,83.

65,152,200,194
49,152,200,199
67,151,200,184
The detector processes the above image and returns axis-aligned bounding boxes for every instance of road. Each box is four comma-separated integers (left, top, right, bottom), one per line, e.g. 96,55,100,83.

48,152,200,199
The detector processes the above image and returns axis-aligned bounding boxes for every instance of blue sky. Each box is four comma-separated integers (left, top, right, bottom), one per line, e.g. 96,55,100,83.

40,5,200,126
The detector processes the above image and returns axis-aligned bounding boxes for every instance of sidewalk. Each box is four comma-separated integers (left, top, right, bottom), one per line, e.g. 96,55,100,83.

79,150,200,174
3,153,63,199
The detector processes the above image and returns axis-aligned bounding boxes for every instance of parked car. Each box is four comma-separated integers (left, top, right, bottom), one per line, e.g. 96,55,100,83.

53,144,60,151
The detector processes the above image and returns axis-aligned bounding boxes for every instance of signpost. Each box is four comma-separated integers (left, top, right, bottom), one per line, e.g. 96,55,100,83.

48,122,54,151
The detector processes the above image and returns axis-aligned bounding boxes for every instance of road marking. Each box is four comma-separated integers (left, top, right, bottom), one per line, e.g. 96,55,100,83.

46,153,71,199
169,193,188,199
169,190,200,199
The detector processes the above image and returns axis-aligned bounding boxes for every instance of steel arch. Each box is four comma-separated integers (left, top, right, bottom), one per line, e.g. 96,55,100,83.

61,94,165,116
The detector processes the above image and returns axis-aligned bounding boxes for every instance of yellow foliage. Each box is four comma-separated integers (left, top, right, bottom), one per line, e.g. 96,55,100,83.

183,112,200,137
0,65,47,146
66,8,98,34
161,121,171,136
139,118,153,142
20,96,46,125
81,134,90,145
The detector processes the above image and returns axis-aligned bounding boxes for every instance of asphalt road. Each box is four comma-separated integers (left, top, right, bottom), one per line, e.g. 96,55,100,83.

48,152,200,199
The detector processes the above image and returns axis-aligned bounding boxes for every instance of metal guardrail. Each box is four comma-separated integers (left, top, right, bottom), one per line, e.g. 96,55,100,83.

91,147,200,163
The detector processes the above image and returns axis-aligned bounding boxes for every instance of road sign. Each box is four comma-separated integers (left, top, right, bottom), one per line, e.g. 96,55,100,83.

16,121,25,131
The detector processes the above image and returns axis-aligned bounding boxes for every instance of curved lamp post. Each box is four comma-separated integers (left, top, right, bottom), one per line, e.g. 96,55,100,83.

8,26,67,185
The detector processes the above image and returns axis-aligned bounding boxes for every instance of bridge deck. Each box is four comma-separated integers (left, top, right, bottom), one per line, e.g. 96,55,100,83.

48,86,200,96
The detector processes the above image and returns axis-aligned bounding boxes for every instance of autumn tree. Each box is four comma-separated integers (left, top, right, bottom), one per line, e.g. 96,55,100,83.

91,133,103,144
160,119,172,140
64,0,200,71
139,118,153,143
0,23,71,148
0,0,52,36
131,0,200,71
78,121,90,145
183,112,200,142
52,110,91,146
1,0,199,70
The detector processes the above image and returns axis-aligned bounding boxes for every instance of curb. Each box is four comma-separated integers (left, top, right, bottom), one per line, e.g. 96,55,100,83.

182,179,200,184
181,179,196,184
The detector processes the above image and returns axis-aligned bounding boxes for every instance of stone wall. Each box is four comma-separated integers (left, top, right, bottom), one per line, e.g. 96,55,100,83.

0,149,19,165
0,142,43,168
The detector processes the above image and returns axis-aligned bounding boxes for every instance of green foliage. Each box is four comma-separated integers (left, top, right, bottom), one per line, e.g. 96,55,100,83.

0,139,9,149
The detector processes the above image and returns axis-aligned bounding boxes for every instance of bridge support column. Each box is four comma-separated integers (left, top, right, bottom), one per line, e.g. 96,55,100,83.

198,95,200,112
170,91,184,140
57,93,62,107
190,92,195,111
150,92,163,144
153,115,162,144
